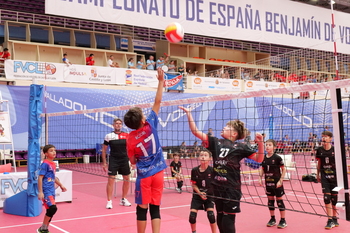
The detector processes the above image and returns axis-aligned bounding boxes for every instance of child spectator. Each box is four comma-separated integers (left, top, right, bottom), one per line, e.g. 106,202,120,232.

62,53,72,66
170,153,184,193
189,149,217,233
315,131,339,229
37,144,67,233
124,67,167,233
86,54,95,66
259,139,287,229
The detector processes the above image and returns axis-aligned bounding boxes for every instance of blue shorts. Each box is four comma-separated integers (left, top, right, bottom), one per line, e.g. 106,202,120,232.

43,195,56,209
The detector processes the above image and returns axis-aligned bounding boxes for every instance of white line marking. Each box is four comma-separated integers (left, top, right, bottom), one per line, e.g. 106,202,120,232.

0,204,190,230
50,224,70,233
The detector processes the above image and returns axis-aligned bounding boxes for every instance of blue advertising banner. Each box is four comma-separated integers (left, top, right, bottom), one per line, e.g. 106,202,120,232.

165,73,184,92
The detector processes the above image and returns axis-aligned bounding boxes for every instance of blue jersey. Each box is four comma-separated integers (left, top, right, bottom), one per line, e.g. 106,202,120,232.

39,160,56,196
127,110,167,179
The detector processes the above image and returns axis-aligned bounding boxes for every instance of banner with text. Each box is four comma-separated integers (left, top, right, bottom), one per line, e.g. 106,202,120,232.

46,0,350,53
190,76,242,92
244,80,288,92
5,60,159,87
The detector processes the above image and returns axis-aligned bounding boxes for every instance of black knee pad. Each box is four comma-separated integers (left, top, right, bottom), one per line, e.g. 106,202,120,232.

276,200,286,211
46,205,57,218
189,211,197,224
207,211,216,224
136,205,148,221
331,195,338,206
324,194,331,204
149,204,160,220
268,199,275,211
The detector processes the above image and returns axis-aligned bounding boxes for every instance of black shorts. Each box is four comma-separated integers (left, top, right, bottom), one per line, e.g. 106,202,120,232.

108,157,130,176
321,180,338,194
213,185,241,214
266,185,285,197
190,195,215,210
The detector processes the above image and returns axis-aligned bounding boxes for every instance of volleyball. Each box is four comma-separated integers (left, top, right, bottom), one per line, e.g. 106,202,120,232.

164,22,184,43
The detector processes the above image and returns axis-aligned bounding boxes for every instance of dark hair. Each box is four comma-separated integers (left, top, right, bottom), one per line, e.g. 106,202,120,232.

322,131,333,138
266,139,277,147
128,57,134,62
63,53,67,56
89,54,94,57
43,144,55,153
227,120,246,140
109,55,113,58
173,153,180,158
124,107,143,129
3,48,8,52
200,148,212,157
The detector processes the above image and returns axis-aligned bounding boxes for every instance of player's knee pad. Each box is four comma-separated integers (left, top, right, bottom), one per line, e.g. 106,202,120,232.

189,211,197,224
324,194,331,204
46,205,57,218
268,199,275,211
331,195,338,206
276,200,286,211
149,204,160,220
207,211,216,224
136,205,148,221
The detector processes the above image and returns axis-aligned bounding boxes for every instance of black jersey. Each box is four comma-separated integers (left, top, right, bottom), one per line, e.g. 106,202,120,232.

191,165,214,196
261,153,284,185
316,146,337,183
104,131,129,162
170,161,182,173
207,137,256,189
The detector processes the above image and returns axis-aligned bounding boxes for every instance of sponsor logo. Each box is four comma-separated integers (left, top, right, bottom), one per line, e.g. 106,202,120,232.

125,70,132,85
194,77,202,84
165,75,182,87
246,81,253,87
232,80,239,86
14,61,56,75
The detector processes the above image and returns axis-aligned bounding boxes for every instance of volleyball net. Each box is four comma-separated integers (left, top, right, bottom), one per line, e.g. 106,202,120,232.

42,78,350,219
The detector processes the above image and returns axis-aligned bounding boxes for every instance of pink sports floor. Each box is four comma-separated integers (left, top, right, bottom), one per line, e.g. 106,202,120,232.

1,166,349,233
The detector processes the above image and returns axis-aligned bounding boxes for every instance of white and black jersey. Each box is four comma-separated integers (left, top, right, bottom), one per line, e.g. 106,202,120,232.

104,131,129,163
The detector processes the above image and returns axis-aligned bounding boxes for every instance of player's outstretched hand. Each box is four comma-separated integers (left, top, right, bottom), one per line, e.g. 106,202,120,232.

178,106,192,113
255,133,263,143
156,67,164,81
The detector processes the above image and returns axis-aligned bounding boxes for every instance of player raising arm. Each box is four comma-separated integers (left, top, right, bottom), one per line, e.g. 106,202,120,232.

179,106,264,233
124,67,167,233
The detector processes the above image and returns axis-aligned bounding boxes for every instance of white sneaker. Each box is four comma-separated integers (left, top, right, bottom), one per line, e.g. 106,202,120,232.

106,200,113,209
120,198,131,207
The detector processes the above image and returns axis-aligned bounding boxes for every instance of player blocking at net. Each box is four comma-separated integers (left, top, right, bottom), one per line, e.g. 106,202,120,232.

259,139,287,229
179,106,264,233
124,67,167,233
189,148,217,233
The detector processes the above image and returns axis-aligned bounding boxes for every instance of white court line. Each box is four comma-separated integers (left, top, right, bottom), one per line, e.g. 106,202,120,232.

50,224,70,233
0,204,190,230
73,181,106,186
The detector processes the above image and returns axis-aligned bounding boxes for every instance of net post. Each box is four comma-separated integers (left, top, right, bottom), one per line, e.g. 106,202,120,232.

330,83,350,221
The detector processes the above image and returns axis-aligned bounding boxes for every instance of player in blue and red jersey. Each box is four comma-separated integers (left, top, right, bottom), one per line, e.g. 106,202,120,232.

124,67,167,233
37,144,67,233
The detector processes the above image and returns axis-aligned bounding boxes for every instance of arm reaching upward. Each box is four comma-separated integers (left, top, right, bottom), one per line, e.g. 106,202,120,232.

152,67,164,115
178,106,208,143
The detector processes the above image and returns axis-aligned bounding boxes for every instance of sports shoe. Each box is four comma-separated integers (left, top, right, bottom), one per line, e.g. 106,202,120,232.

332,217,339,227
120,198,131,207
106,200,113,209
277,219,287,229
37,228,49,233
176,188,182,193
266,218,276,227
325,219,335,229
